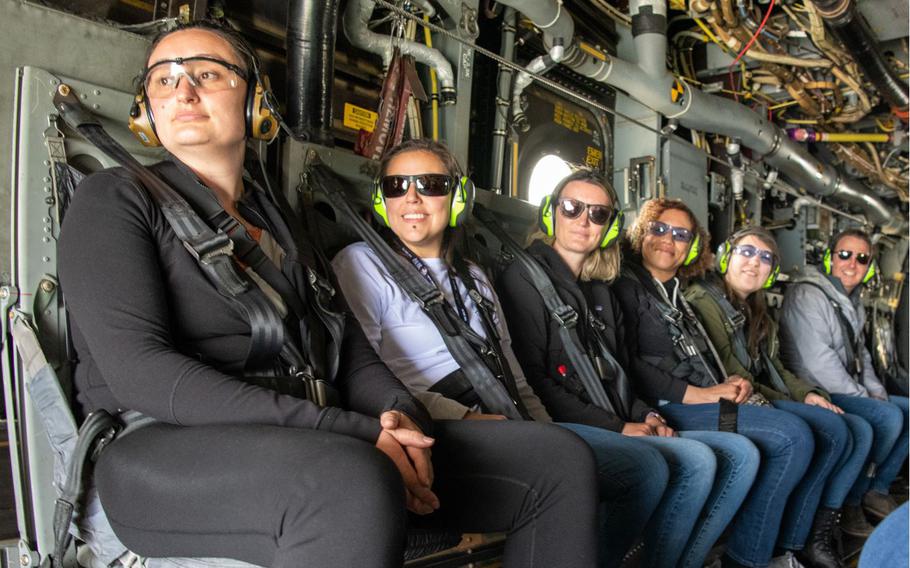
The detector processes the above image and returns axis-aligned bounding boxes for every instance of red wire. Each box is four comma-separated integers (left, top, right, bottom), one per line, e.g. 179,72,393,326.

731,0,776,66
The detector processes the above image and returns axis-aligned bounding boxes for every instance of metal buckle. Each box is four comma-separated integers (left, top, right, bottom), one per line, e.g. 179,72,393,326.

729,312,746,329
183,233,235,265
417,290,445,308
552,306,579,328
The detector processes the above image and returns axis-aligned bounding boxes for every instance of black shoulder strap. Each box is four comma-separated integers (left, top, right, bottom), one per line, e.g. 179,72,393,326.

308,164,526,420
53,86,301,375
472,204,618,415
798,281,863,378
697,280,755,372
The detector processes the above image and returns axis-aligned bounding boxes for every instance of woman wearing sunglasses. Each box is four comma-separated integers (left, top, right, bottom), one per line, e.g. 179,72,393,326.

497,169,760,568
685,227,874,568
333,138,601,567
613,199,817,568
780,229,909,534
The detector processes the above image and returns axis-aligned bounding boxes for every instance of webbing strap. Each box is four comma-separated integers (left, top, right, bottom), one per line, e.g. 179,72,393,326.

308,164,524,420
472,205,617,414
52,86,287,372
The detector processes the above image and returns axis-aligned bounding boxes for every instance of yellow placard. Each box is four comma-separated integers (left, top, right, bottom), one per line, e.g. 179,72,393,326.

553,102,593,134
585,147,603,168
578,42,607,61
670,79,685,104
343,103,378,132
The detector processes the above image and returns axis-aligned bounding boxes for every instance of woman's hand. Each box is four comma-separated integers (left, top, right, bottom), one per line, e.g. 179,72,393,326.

464,411,508,420
622,422,656,437
645,413,676,437
725,375,753,404
377,411,439,515
683,383,742,404
804,393,844,414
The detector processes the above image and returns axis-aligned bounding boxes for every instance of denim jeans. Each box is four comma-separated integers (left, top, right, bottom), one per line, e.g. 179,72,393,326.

771,400,850,549
831,394,909,502
820,412,872,508
671,431,759,568
858,502,909,568
559,424,760,568
558,423,667,567
659,403,814,568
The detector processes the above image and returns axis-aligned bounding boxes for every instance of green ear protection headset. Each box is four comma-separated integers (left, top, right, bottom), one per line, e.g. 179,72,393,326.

822,231,877,284
370,176,475,228
683,233,701,267
715,228,780,289
537,180,625,249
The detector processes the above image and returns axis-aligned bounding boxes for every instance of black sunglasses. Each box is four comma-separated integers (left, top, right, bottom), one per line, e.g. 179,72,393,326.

557,198,612,226
379,174,457,198
732,244,775,266
835,249,871,265
648,220,694,243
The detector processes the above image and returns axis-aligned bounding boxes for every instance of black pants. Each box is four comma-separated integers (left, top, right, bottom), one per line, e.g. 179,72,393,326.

95,420,598,568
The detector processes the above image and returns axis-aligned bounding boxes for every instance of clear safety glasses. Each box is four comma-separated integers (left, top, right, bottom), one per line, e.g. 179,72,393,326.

143,56,248,98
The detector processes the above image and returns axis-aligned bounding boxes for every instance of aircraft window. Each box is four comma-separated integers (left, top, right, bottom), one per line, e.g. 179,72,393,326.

528,154,572,205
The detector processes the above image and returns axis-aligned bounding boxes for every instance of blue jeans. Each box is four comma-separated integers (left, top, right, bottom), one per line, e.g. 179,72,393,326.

820,412,872,508
672,431,759,568
559,424,759,568
859,502,909,568
558,423,667,567
772,401,850,549
831,394,909,502
660,403,814,567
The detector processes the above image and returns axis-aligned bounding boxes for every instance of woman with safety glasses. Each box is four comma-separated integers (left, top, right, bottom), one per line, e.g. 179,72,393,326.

685,227,874,568
612,199,818,568
58,22,515,568
780,229,909,537
333,138,601,567
496,169,760,568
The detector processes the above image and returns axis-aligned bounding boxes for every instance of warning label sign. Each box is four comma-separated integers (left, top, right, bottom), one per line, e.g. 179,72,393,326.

343,103,378,132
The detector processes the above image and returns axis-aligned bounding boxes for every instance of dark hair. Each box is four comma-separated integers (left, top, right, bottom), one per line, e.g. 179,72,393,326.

625,198,713,279
830,228,873,254
720,227,780,357
378,138,462,178
142,20,258,79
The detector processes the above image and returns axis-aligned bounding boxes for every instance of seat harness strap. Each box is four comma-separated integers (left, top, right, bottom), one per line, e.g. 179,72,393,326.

799,282,864,379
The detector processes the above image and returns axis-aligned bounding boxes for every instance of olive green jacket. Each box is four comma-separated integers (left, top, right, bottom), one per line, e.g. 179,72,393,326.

685,279,830,403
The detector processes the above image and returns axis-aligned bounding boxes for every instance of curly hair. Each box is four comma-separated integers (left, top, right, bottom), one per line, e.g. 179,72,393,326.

529,168,621,282
625,198,713,280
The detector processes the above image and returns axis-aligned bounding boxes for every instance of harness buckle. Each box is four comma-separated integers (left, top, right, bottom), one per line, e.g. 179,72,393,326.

183,232,235,265
729,312,747,329
417,290,445,309
552,306,579,328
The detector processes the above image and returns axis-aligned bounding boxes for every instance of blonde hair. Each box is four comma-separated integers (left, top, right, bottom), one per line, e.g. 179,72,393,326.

530,169,622,283
625,198,713,280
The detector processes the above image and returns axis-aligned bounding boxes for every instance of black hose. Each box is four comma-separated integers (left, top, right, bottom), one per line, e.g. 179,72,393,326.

807,0,908,111
286,0,340,145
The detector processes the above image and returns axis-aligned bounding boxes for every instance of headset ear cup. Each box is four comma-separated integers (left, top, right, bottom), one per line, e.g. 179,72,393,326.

822,249,832,274
683,234,701,266
715,241,732,274
247,76,279,142
599,210,624,249
450,177,475,227
538,195,555,236
371,179,391,227
128,91,161,147
763,264,780,289
863,260,877,284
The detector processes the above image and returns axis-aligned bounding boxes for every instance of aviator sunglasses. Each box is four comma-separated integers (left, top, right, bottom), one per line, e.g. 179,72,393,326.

557,198,612,226
380,174,457,198
834,249,871,265
732,244,775,266
648,220,694,243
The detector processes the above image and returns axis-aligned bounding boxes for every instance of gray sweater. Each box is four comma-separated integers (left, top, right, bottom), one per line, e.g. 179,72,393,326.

779,267,887,398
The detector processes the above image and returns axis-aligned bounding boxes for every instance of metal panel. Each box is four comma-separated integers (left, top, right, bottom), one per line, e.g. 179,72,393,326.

7,65,161,558
661,136,709,227
858,0,910,42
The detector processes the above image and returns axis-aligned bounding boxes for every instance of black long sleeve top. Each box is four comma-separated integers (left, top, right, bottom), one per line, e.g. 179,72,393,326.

58,158,430,443
497,241,653,431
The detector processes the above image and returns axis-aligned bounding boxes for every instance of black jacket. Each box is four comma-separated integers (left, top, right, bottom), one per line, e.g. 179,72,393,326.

59,157,430,443
612,255,722,404
497,241,653,431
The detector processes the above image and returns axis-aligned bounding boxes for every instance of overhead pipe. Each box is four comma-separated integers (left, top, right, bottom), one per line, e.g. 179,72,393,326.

490,8,518,192
286,0,340,145
504,0,906,233
805,0,909,114
343,0,456,104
